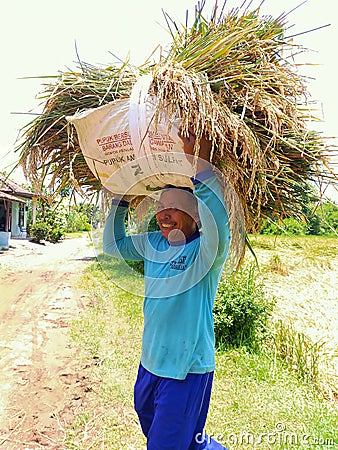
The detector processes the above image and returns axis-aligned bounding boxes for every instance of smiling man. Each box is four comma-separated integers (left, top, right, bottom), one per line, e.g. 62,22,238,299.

155,186,199,242
103,130,230,449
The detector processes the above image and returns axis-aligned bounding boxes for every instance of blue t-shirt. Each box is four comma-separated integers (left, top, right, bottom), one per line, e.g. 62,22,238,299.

103,170,230,379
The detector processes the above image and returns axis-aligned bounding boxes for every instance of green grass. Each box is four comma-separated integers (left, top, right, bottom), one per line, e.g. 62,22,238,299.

67,261,145,449
210,351,337,449
67,236,338,449
249,235,338,267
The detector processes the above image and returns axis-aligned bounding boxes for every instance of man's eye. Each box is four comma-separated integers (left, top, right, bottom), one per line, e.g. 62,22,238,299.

157,206,177,212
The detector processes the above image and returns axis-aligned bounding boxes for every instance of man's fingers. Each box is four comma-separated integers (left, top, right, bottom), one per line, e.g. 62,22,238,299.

178,128,196,144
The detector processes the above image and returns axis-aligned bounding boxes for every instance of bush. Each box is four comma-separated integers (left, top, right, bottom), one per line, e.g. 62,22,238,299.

30,221,65,244
30,222,50,243
214,265,274,350
66,210,92,232
260,217,307,235
49,227,64,243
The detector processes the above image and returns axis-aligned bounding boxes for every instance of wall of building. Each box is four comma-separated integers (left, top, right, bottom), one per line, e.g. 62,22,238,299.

0,199,28,239
11,202,20,237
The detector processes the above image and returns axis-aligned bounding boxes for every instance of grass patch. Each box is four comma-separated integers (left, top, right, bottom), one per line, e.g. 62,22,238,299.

64,231,88,239
271,320,328,385
249,235,338,266
210,349,337,449
68,260,145,449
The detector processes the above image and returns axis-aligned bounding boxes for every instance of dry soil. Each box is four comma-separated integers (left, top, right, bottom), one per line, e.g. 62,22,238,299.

0,236,95,449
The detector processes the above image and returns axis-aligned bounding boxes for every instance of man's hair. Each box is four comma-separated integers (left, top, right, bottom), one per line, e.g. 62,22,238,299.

162,185,193,194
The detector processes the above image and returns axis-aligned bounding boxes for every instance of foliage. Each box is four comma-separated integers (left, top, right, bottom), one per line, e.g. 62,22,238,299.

67,207,89,232
260,216,307,236
29,221,50,243
26,199,66,243
30,221,65,244
49,227,65,243
27,198,100,240
66,202,101,232
214,265,274,350
316,201,338,235
66,210,91,232
260,200,338,236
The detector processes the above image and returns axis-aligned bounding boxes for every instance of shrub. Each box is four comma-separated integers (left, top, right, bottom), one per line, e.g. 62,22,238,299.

214,265,274,350
30,222,50,243
49,227,65,243
66,210,92,232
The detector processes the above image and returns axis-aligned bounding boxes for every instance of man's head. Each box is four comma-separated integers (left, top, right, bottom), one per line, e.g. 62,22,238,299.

155,186,199,242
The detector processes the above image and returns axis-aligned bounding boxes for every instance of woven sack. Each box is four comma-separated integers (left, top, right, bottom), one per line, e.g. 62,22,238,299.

67,75,193,195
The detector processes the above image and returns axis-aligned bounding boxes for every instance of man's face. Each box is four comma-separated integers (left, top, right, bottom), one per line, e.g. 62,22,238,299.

155,189,199,241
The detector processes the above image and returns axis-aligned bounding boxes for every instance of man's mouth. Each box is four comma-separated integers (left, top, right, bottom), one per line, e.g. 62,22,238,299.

161,223,175,229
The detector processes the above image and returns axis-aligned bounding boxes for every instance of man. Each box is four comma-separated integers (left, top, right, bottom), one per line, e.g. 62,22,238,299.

103,130,230,449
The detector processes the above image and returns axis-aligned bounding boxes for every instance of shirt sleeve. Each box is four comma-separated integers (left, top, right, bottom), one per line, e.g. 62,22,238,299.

102,199,145,261
192,168,231,270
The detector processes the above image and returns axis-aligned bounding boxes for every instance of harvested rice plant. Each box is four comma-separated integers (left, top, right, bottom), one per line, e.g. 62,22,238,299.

16,1,336,233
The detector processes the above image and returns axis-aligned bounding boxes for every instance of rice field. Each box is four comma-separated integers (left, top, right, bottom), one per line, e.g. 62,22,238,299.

67,234,338,449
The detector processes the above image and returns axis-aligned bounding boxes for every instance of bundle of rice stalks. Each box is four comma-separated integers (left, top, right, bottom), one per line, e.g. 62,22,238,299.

16,1,335,230
17,62,139,201
150,5,333,229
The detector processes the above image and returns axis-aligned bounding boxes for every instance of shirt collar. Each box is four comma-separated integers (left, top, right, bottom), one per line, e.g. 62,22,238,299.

168,230,200,246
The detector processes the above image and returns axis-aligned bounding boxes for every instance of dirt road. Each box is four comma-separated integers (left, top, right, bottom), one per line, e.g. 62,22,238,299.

0,236,95,449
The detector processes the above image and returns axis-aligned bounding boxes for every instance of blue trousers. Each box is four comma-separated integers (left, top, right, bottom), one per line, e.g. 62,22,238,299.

134,364,227,450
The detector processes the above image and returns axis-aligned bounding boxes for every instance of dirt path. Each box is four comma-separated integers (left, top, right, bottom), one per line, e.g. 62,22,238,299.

0,236,95,449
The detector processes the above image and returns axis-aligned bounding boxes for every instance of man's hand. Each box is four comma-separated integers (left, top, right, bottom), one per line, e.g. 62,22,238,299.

178,128,196,156
178,127,212,171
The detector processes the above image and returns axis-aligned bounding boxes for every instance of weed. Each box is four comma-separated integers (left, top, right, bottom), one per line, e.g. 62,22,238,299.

267,254,289,275
272,320,328,387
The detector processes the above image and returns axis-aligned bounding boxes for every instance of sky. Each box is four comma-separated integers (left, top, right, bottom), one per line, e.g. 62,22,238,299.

1,0,337,198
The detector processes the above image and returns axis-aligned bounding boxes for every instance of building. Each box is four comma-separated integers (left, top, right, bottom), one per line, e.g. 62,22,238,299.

0,174,37,248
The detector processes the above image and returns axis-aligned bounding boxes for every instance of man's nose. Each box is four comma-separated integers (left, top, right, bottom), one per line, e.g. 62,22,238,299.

157,209,170,218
